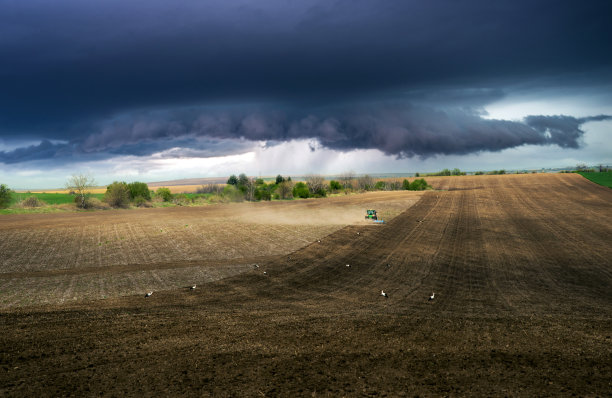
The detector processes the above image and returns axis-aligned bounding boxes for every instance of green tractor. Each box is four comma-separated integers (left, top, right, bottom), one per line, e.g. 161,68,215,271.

365,209,378,220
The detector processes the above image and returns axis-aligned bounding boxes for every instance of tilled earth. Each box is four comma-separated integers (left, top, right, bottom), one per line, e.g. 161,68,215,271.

1,174,611,396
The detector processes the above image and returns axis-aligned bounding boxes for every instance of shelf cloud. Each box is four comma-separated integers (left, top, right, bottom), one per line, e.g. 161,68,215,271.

0,0,611,173
1,102,608,164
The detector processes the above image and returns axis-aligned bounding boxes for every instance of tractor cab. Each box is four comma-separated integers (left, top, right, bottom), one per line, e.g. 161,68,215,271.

365,209,378,220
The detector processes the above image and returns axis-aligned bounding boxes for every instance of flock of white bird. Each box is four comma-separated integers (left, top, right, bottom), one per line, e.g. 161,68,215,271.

144,232,437,302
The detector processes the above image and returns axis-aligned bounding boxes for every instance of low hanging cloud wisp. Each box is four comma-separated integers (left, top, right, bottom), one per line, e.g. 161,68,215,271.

0,103,610,165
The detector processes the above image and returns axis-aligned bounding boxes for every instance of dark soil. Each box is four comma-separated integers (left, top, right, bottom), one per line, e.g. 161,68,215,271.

1,173,611,396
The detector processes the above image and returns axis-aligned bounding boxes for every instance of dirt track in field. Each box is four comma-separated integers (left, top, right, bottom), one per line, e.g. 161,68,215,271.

1,174,612,396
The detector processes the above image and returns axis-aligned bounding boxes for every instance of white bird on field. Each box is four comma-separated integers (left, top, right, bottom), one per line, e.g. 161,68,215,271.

263,271,267,275
190,285,197,290
346,264,351,268
429,292,435,301
381,290,388,298
254,264,259,269
357,232,360,235
317,240,321,243
145,291,153,298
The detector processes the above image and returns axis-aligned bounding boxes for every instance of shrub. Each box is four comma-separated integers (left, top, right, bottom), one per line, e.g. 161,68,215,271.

292,182,310,198
172,194,192,206
105,181,131,208
21,196,44,207
133,195,151,207
255,188,272,201
74,195,92,208
128,182,151,200
0,184,12,208
87,197,111,210
155,187,173,202
222,185,244,202
329,180,342,191
409,178,430,191
402,179,410,190
374,181,386,190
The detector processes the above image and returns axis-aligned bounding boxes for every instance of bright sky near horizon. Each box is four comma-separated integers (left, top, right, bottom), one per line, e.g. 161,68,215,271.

1,1,611,189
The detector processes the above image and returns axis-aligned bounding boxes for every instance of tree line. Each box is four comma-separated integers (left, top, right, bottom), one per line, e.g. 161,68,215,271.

222,173,431,202
0,173,433,210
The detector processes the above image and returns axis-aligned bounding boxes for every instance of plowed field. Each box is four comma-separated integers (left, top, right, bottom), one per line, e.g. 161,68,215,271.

1,174,611,396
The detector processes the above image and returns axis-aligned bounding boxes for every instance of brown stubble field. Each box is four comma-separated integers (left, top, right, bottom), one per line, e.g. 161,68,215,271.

0,192,420,307
1,173,611,396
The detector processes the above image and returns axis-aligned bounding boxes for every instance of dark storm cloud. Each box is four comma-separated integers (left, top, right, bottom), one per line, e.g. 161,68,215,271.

0,0,611,164
1,103,608,164
524,115,612,149
0,140,71,163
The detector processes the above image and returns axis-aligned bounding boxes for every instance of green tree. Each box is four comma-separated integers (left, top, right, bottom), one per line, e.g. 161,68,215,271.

155,187,173,202
105,181,131,208
275,174,285,184
0,184,12,208
255,186,272,201
374,181,386,190
238,173,249,187
128,182,151,200
292,182,310,198
227,175,238,185
402,179,410,190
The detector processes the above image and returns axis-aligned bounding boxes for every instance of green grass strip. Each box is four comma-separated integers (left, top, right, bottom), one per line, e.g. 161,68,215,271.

577,171,612,189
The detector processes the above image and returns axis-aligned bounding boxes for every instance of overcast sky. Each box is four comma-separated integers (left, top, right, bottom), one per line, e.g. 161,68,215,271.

1,0,611,188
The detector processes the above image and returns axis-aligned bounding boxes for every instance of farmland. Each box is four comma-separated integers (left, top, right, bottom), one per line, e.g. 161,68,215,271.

1,173,611,396
578,171,612,188
9,192,105,205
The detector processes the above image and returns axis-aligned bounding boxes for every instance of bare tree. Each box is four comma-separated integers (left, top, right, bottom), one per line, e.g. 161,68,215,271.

356,174,374,191
197,184,224,195
339,171,356,190
66,173,96,208
386,179,402,191
245,178,256,201
277,181,294,199
305,174,326,195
